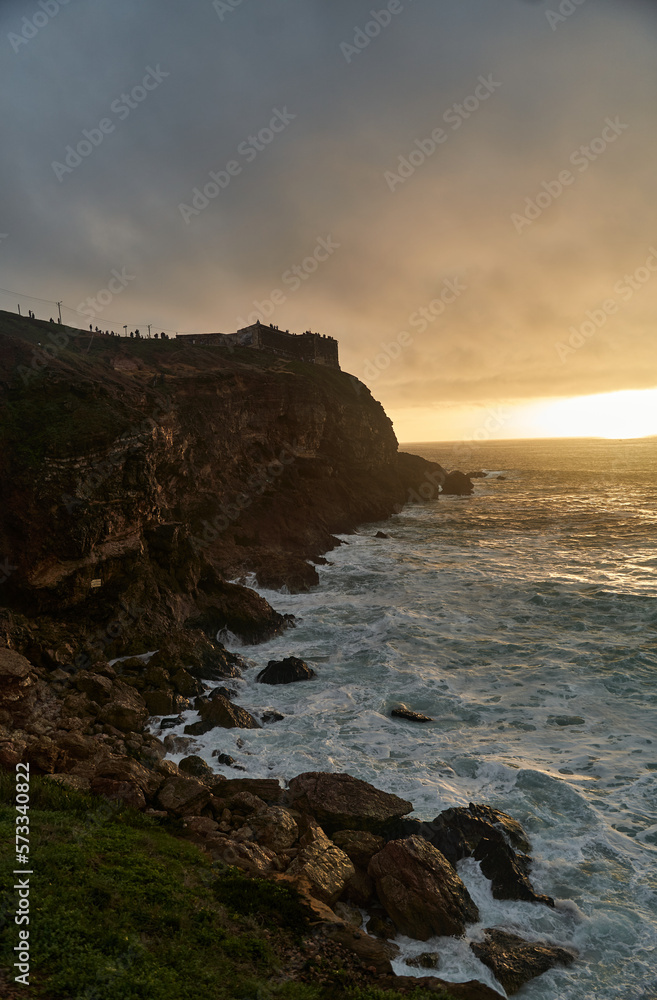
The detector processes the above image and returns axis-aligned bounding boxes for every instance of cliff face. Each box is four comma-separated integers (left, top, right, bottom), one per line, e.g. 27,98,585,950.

0,314,440,646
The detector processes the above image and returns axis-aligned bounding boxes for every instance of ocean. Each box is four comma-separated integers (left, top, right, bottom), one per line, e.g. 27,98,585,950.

161,436,657,998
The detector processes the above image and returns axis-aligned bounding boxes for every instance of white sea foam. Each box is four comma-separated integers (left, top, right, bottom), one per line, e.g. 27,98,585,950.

154,437,657,998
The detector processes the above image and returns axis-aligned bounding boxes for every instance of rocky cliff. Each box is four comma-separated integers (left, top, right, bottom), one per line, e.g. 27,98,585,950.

0,311,443,655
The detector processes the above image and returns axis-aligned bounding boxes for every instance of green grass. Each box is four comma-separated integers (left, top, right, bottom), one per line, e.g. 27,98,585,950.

0,776,456,1000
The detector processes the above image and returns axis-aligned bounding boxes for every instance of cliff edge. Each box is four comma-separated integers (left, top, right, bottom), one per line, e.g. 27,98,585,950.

0,312,443,653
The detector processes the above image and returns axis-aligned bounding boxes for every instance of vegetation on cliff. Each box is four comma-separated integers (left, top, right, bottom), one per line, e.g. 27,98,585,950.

0,774,456,1000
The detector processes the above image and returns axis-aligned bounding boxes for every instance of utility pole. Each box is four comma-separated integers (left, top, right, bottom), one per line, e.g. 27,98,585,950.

56,301,62,324
123,325,127,337
148,324,151,338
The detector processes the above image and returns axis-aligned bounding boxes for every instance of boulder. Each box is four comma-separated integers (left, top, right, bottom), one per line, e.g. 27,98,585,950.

341,869,375,907
184,815,219,836
286,826,355,906
401,803,553,907
470,929,576,994
256,656,316,685
186,580,290,644
157,775,211,816
206,836,277,874
225,790,267,814
93,756,163,797
75,671,113,703
0,647,37,722
144,689,178,716
55,731,96,764
261,709,285,724
391,706,433,723
368,835,479,940
323,924,394,976
466,470,487,478
405,952,440,970
23,735,60,773
441,471,474,496
374,531,389,539
375,975,501,999
474,836,554,906
197,693,261,730
179,754,213,778
332,830,384,868
89,777,146,810
98,681,148,732
220,778,283,804
389,802,530,867
285,771,413,834
171,668,204,698
249,805,299,852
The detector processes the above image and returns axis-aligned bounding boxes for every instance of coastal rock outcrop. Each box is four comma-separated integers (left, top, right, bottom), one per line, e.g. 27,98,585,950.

193,692,261,731
286,826,356,905
391,706,434,723
388,802,553,907
368,835,479,940
441,471,474,496
470,928,576,994
256,656,316,685
285,771,413,834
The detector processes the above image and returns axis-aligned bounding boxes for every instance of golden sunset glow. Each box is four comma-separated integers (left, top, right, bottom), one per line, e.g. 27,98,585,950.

519,388,657,441
394,388,657,444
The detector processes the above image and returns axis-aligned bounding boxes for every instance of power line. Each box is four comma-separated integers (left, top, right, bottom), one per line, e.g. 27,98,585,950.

0,283,216,338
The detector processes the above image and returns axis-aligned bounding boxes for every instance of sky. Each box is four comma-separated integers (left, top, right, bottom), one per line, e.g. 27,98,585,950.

2,0,657,442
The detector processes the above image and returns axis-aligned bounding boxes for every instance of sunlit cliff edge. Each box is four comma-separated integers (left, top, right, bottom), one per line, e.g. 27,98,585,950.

0,310,443,647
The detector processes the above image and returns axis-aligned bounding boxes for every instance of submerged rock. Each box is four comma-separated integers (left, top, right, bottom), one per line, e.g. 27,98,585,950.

374,531,389,539
260,709,285,724
256,656,316,685
368,835,479,940
470,928,576,994
405,952,441,970
391,706,434,723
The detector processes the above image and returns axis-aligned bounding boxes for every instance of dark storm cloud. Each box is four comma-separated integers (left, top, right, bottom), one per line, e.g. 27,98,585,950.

1,0,656,432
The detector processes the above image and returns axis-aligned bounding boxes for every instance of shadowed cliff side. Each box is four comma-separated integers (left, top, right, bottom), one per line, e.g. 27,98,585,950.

0,312,444,649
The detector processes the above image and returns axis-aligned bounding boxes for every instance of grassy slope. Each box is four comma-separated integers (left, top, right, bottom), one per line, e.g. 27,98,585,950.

0,776,454,1000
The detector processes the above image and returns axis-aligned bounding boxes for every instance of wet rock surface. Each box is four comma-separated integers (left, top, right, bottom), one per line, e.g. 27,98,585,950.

368,835,479,940
285,771,413,834
391,705,434,723
256,655,316,685
471,928,577,994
